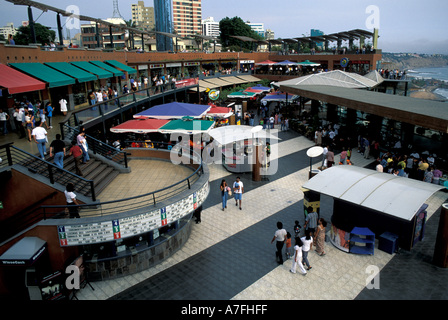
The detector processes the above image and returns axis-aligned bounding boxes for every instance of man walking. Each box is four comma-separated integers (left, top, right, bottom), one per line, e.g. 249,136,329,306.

49,134,66,169
271,221,287,264
68,140,83,176
233,176,244,210
303,206,318,237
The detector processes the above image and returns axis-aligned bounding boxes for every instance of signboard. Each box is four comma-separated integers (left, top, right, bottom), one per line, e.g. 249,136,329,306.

57,222,115,246
175,78,199,88
340,57,349,68
184,62,200,66
56,182,209,247
138,64,148,70
208,89,220,101
150,64,164,69
240,60,255,64
166,62,182,67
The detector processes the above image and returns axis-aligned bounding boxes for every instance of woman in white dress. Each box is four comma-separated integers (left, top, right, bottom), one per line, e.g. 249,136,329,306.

59,97,68,116
290,238,307,275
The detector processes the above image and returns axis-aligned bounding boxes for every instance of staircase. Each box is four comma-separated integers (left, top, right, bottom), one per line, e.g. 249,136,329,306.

56,154,121,197
17,147,121,199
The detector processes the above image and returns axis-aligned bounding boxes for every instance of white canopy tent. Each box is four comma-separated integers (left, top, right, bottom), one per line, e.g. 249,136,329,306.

208,125,280,146
302,166,443,221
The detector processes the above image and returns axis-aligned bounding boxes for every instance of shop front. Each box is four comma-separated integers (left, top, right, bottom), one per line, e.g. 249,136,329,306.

183,62,200,78
166,62,182,79
302,166,443,253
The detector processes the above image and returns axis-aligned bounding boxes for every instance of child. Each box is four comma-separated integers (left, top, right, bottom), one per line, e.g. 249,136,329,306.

290,238,307,275
346,147,353,165
294,220,302,239
285,232,292,259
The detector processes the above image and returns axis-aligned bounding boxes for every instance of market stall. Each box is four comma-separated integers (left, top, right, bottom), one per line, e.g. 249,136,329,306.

133,102,211,119
208,125,279,173
302,166,444,253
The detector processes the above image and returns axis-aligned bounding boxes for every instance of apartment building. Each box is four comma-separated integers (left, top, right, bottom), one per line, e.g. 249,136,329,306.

172,0,202,37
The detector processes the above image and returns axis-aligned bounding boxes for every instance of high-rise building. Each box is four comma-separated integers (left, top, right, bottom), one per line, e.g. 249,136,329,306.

246,22,265,39
311,29,324,48
172,0,202,37
131,1,155,32
154,0,174,51
265,29,275,40
201,16,219,38
0,22,18,40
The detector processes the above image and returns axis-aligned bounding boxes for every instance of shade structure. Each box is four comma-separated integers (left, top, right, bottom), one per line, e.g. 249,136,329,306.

244,88,264,94
45,62,97,83
274,60,299,65
261,92,299,102
89,61,124,77
248,84,271,92
133,102,211,119
208,125,280,145
70,61,114,79
104,60,137,74
110,119,170,133
255,60,277,65
0,237,47,267
227,91,258,99
159,119,215,134
297,60,321,66
277,70,379,89
363,70,385,85
302,166,444,221
9,63,75,88
206,106,233,118
0,63,46,94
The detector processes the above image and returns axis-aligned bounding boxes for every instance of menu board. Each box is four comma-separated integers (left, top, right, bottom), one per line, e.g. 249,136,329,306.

57,222,114,246
117,209,161,238
57,181,210,247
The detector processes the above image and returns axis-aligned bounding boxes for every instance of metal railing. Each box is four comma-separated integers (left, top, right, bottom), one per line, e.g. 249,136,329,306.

61,123,128,169
0,143,96,201
60,80,196,134
38,143,204,219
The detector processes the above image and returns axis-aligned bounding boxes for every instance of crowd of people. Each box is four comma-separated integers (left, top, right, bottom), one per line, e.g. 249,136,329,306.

378,68,406,80
11,99,54,141
271,209,328,276
375,151,443,184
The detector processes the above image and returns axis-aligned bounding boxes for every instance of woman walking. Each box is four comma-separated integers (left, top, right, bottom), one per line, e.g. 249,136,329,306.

314,218,327,256
290,238,307,275
220,179,229,211
301,230,313,270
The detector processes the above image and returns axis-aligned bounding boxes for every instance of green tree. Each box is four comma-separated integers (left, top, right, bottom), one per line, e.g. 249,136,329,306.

219,17,263,51
14,23,56,45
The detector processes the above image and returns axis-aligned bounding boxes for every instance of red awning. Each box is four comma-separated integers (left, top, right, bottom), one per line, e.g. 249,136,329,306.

110,119,170,133
0,63,46,94
207,106,233,118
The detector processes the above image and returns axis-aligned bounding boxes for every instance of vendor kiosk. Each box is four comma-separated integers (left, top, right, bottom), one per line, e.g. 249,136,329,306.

0,237,50,300
302,166,444,253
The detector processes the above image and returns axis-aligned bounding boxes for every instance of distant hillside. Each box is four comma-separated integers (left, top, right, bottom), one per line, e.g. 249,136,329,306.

381,53,448,71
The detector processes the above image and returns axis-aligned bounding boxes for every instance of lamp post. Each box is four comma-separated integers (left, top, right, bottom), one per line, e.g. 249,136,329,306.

306,146,323,179
251,125,263,182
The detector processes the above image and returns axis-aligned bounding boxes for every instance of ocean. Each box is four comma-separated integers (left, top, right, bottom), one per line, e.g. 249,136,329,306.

406,66,448,99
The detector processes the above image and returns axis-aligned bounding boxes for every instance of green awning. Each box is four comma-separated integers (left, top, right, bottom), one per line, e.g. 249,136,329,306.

104,60,137,74
45,62,97,83
159,119,215,134
9,63,76,88
89,61,124,77
70,61,114,80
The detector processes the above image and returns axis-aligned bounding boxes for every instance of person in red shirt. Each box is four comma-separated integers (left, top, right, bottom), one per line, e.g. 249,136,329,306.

68,140,83,176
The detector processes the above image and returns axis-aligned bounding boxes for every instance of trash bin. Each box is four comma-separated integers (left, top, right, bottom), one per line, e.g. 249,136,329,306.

378,232,399,254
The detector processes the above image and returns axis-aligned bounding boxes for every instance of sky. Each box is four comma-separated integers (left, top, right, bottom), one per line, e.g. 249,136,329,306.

0,0,447,54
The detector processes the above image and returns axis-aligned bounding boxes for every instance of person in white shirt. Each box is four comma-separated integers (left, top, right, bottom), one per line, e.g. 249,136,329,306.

32,121,48,159
96,90,103,103
65,183,80,218
59,98,68,116
271,221,287,264
0,108,10,135
321,145,328,168
233,177,244,210
301,230,313,271
290,238,307,275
